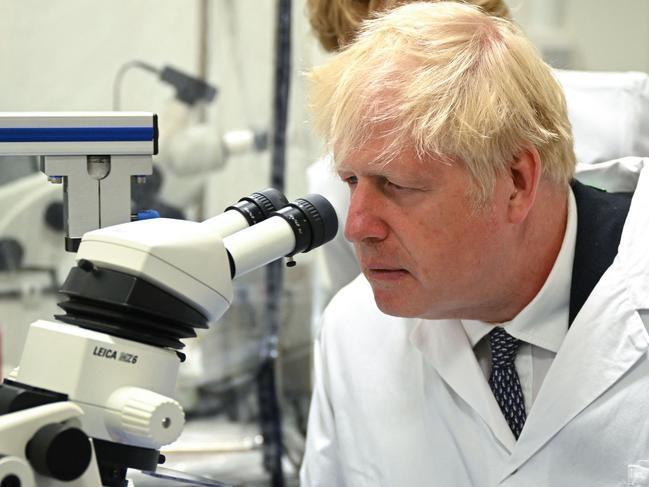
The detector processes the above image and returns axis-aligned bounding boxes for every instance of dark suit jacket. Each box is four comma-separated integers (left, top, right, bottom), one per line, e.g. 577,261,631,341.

569,180,633,324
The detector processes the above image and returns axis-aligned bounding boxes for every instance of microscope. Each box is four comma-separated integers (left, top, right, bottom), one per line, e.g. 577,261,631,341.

0,113,338,486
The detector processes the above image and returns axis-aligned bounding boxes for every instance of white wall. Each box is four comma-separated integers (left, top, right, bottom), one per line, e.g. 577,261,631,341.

508,0,649,72
0,1,198,111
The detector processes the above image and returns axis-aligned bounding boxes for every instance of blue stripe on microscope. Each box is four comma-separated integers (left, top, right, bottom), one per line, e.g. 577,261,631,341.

0,127,154,143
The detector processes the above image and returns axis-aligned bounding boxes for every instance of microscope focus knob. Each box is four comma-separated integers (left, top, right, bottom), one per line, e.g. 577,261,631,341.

25,423,92,481
0,455,35,487
105,386,185,449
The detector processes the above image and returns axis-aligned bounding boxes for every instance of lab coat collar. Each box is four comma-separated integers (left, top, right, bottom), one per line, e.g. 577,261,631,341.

618,160,649,311
410,319,518,452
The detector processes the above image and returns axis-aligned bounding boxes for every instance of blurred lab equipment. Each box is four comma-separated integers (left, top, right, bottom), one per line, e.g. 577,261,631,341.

555,69,649,164
113,60,268,219
113,62,217,111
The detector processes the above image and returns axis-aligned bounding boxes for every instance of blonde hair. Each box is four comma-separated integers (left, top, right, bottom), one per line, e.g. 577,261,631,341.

306,0,511,52
307,2,576,202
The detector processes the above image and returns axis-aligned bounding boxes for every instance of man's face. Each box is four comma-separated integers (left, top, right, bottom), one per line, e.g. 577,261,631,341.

338,138,512,320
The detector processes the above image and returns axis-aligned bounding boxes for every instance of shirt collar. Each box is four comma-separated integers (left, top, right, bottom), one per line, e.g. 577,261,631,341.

461,188,577,353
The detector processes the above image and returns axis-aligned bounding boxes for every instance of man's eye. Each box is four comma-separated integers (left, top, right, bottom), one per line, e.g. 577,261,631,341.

344,176,358,186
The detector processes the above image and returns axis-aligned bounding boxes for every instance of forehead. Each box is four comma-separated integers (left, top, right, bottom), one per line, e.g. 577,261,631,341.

335,138,448,180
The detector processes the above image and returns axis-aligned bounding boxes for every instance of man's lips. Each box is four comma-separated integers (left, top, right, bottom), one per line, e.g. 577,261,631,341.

361,259,407,272
364,265,410,281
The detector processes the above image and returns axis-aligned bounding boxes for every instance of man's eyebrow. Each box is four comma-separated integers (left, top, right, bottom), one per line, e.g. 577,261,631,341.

335,163,355,175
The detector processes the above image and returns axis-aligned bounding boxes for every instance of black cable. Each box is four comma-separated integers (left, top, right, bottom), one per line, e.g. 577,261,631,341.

270,0,292,194
258,1,292,486
258,263,284,485
112,61,159,111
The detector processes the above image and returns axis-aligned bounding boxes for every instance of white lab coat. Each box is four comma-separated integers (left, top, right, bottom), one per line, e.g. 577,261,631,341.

301,159,649,486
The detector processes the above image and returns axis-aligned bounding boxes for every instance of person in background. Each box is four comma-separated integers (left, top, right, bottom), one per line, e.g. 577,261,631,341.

307,0,510,52
301,2,649,485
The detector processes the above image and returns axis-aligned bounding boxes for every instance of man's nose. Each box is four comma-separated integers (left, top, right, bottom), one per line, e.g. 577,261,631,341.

344,183,389,243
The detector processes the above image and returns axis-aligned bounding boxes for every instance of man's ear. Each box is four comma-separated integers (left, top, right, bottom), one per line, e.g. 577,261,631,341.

507,146,542,224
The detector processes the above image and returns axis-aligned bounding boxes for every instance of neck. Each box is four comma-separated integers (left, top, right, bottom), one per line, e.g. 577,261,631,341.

483,183,569,323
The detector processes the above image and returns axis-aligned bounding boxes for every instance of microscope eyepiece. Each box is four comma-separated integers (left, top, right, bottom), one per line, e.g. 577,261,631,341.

272,194,338,255
223,194,338,278
202,187,289,237
225,188,289,227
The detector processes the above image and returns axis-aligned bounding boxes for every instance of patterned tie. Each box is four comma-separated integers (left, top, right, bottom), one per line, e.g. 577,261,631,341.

488,327,527,439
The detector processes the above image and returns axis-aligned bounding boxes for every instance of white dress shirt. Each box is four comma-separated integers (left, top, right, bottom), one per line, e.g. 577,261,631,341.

461,188,577,414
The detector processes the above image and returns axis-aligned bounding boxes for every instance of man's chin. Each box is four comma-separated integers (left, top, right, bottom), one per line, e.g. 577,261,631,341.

370,286,422,318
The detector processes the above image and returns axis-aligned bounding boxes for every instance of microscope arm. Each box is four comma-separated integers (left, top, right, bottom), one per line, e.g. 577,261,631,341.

0,112,157,251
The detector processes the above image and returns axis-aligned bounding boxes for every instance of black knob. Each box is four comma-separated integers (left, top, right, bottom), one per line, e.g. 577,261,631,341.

0,239,23,271
0,474,21,487
44,201,64,232
272,194,339,256
226,188,289,226
26,423,92,481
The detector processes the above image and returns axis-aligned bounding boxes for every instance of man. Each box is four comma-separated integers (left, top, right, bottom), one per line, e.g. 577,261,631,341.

301,2,649,486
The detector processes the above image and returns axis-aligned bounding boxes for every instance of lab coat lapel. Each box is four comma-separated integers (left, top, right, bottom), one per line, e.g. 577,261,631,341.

501,263,649,479
410,319,517,452
501,170,649,477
